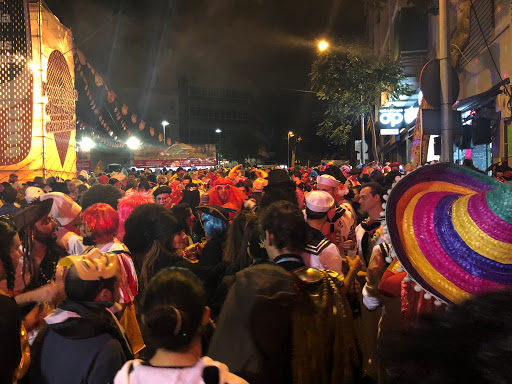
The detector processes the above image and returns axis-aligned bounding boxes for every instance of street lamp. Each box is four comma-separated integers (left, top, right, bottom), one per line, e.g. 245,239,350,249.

215,128,222,165
318,40,329,52
126,136,141,150
287,131,294,169
80,137,95,151
162,120,169,144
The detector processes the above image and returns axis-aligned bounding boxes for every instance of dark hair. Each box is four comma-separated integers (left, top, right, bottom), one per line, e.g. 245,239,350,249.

323,166,347,184
2,187,17,204
380,289,512,384
64,264,117,302
361,182,384,203
260,184,298,209
138,178,151,191
124,204,184,287
223,210,255,267
171,203,192,235
260,201,310,252
246,215,268,263
291,169,302,179
76,184,88,197
0,216,18,290
305,207,328,221
142,267,206,352
370,170,384,184
235,181,249,194
81,184,123,210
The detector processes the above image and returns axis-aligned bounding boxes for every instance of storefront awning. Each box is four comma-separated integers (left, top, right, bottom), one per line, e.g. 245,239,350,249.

455,78,510,112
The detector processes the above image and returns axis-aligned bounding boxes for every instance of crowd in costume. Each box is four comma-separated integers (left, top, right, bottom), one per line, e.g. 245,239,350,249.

0,159,511,384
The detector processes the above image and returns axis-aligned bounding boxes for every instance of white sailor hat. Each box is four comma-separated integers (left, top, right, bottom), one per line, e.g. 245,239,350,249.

316,174,340,188
306,190,334,213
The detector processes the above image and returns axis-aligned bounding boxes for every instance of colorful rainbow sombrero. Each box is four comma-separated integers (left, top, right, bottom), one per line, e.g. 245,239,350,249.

385,163,512,305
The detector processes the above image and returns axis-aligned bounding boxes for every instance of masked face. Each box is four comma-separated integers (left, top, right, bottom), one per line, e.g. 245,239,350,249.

156,193,170,206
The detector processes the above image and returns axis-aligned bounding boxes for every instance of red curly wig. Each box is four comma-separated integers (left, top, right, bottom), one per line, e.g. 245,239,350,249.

82,203,119,243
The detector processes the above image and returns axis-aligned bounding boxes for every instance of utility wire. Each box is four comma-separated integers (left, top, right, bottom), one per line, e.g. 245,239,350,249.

469,0,512,106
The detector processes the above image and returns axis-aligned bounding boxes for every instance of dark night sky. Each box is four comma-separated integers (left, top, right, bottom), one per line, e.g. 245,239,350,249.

45,0,365,161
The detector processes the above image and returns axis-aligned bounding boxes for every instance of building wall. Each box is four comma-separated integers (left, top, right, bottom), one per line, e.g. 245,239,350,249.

177,79,264,145
457,0,511,165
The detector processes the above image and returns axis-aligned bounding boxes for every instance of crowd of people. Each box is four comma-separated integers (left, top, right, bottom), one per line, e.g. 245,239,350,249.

1,159,512,384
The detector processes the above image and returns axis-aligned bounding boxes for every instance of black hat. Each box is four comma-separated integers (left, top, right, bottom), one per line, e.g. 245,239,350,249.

14,198,53,230
265,169,294,186
123,203,183,253
153,186,172,197
196,205,230,221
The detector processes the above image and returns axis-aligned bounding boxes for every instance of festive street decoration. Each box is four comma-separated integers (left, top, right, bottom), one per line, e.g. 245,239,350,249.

73,48,165,146
0,0,33,166
0,0,77,181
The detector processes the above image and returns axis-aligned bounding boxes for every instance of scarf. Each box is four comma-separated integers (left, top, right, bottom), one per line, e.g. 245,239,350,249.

360,218,382,265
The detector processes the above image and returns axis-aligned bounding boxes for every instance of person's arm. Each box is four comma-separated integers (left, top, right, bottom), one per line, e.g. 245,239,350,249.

14,282,64,306
378,260,406,297
342,255,363,294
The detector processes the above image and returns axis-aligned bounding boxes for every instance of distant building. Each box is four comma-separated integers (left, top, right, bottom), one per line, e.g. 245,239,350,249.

177,77,264,145
369,0,508,171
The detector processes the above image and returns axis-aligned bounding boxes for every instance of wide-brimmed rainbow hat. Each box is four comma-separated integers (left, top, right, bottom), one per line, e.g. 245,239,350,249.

385,163,512,305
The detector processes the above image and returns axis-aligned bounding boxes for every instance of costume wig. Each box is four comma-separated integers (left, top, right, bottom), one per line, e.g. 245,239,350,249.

117,191,154,241
201,212,228,239
82,203,119,242
207,178,246,210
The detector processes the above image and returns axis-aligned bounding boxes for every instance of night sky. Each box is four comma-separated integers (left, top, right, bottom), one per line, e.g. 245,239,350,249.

45,0,365,162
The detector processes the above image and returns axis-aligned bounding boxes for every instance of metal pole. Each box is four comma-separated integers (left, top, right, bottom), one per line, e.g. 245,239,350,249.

504,120,509,164
287,134,290,168
361,115,365,164
39,0,46,179
439,0,453,163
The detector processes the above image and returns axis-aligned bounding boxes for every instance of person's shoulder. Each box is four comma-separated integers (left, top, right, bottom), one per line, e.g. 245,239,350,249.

202,356,250,384
233,263,297,295
237,262,289,278
113,359,143,384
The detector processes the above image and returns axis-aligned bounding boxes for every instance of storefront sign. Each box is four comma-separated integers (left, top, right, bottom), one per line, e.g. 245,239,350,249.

379,106,419,135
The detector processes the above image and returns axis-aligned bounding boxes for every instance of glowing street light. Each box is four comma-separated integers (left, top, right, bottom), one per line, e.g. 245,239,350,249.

80,137,95,151
318,40,329,52
126,136,141,150
215,128,222,133
162,120,169,143
287,131,294,168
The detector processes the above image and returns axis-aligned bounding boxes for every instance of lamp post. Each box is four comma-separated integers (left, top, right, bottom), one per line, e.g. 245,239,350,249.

162,120,169,145
215,128,222,166
287,131,294,168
